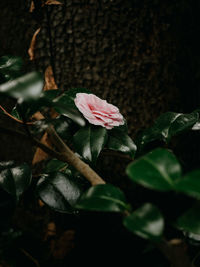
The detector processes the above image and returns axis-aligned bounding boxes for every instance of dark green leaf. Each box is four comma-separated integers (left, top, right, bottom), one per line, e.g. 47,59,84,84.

11,106,22,120
37,172,83,213
0,72,44,100
0,56,23,81
75,184,130,212
192,122,200,130
175,170,200,199
44,159,68,173
73,125,108,163
107,128,136,157
16,89,59,119
168,112,199,139
53,116,74,141
138,111,199,149
52,88,91,126
126,148,181,191
0,161,15,171
53,101,85,126
177,204,200,235
123,203,164,241
0,162,32,201
54,88,91,107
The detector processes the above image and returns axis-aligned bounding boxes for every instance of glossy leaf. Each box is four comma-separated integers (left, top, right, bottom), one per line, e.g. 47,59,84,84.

53,116,74,141
54,102,85,126
0,72,44,100
0,162,32,201
177,204,200,234
0,56,23,81
192,122,200,130
0,161,15,171
15,89,59,119
168,112,199,139
44,159,68,173
138,111,199,148
75,184,130,212
107,128,136,157
37,172,83,213
123,203,164,240
175,170,200,199
126,148,181,191
73,125,108,163
54,88,91,107
52,88,90,126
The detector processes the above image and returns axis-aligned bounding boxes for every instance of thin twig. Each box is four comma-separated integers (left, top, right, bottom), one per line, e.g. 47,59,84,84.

46,126,105,185
33,112,106,185
20,248,40,267
0,122,105,185
0,104,33,125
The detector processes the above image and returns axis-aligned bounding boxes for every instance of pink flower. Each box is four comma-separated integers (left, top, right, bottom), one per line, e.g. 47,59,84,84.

74,93,124,129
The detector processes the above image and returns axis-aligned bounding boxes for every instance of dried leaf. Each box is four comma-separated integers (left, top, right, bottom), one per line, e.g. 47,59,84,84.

28,28,41,61
29,1,35,12
44,0,63,5
38,199,45,207
44,66,58,91
32,111,45,121
32,64,58,165
44,222,57,240
32,132,51,165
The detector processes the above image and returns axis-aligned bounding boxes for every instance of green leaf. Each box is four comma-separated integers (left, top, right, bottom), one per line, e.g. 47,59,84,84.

15,89,59,119
138,111,199,149
11,106,22,120
53,116,74,141
192,122,200,130
73,125,108,163
0,162,32,201
123,203,164,241
168,112,199,139
53,88,89,127
126,148,181,191
175,170,200,199
44,159,68,173
0,56,23,81
54,88,91,107
37,172,83,213
177,204,200,235
107,128,137,157
0,72,44,100
52,88,91,126
0,161,15,171
54,102,85,126
115,119,128,133
75,184,130,212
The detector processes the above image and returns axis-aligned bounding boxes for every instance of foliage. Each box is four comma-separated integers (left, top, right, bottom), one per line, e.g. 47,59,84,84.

1,55,200,265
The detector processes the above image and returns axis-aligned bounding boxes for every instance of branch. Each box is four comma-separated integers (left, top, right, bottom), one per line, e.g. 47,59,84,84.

0,104,33,125
0,122,105,186
46,126,105,185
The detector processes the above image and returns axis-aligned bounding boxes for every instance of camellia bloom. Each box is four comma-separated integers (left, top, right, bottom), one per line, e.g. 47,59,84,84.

74,93,124,129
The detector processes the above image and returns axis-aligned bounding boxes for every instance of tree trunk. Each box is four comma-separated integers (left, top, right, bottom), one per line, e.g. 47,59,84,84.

0,0,199,160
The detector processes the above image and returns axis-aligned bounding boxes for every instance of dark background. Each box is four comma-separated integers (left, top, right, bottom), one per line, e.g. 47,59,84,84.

0,0,200,266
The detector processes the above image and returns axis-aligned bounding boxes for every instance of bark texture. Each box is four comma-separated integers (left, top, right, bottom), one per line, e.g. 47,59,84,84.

0,0,199,163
